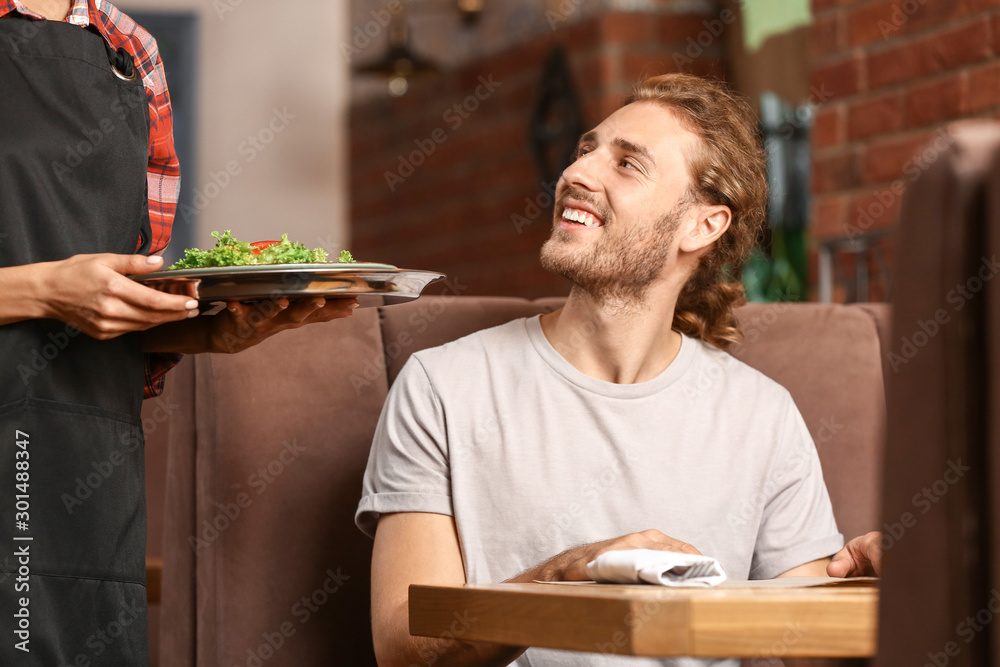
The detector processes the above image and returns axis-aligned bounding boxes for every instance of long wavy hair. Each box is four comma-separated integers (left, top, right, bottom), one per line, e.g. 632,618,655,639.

623,74,767,349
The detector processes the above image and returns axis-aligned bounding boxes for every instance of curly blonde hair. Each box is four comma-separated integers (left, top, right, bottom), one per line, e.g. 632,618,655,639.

623,74,768,349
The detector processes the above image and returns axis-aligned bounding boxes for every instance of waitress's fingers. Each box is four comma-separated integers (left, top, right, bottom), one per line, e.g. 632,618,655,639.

71,298,197,339
86,253,194,314
69,280,198,336
44,253,195,322
100,252,167,277
99,276,199,318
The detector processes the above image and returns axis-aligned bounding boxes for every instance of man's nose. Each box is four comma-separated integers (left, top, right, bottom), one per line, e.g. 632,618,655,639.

561,153,601,193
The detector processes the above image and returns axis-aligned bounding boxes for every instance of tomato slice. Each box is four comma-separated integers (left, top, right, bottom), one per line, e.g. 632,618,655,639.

249,240,280,256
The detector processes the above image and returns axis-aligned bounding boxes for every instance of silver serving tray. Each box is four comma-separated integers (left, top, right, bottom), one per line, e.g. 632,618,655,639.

135,263,446,308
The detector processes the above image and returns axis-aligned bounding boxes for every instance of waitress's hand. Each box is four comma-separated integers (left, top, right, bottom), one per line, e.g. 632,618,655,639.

37,253,198,339
142,295,358,355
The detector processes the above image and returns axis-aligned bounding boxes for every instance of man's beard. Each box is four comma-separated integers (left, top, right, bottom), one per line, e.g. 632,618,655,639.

540,195,686,308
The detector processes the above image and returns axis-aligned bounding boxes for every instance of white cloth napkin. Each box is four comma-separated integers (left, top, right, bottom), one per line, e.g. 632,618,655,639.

585,549,727,587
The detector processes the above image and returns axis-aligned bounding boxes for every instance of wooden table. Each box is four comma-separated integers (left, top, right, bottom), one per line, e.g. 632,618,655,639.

410,581,878,658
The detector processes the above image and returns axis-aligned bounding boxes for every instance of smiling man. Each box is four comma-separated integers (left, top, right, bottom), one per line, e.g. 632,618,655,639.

356,73,882,667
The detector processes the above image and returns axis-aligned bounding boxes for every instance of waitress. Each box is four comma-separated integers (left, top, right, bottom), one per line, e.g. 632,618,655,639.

0,0,356,663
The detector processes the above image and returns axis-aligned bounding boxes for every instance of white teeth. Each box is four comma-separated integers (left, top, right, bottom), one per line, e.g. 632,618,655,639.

562,207,601,227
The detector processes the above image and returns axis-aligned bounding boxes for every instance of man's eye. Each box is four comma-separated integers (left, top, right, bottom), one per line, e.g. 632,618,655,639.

576,146,593,158
620,159,636,170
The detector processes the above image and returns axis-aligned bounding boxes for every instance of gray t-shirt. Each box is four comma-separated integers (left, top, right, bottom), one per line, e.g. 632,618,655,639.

356,316,844,667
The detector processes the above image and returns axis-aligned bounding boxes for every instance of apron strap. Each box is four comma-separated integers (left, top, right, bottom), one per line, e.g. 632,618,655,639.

84,23,137,81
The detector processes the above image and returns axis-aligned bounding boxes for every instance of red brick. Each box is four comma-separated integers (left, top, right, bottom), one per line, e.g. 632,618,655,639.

622,53,679,82
485,36,551,84
680,57,725,79
905,74,968,127
866,20,990,91
811,55,864,99
812,149,859,193
862,133,930,184
968,62,1000,111
573,51,612,96
847,0,897,47
898,0,966,36
658,15,718,44
811,194,849,240
847,189,902,236
924,19,993,70
812,0,839,14
965,0,1000,11
847,92,904,140
812,0,859,13
813,105,845,149
582,93,624,128
600,12,652,44
859,0,965,43
868,41,924,89
811,13,846,60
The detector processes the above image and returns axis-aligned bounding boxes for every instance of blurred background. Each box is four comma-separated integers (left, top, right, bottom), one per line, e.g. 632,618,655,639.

125,0,999,304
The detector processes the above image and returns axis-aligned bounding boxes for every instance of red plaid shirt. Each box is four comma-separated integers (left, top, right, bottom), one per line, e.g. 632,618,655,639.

2,0,182,397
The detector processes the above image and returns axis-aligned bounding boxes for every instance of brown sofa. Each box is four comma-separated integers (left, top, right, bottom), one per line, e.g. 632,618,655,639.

142,296,890,666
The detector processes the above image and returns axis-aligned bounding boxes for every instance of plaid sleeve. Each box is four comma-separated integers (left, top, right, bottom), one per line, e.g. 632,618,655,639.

144,353,183,399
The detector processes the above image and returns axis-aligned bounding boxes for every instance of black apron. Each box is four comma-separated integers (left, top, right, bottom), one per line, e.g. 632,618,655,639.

0,14,152,666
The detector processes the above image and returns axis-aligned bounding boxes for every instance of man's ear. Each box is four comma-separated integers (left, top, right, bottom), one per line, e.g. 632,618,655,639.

678,205,732,254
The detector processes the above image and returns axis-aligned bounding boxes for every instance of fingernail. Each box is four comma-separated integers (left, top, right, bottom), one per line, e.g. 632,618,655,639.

184,299,198,309
146,255,163,265
348,302,359,309
187,309,199,318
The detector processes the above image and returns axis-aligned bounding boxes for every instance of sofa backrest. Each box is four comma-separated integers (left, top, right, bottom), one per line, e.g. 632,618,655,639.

150,297,889,666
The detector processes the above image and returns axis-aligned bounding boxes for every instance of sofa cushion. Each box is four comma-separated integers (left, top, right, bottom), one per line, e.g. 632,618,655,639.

379,296,558,384
161,308,387,666
731,303,886,542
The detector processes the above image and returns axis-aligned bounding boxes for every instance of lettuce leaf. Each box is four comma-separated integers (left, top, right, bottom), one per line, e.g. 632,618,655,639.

169,231,352,269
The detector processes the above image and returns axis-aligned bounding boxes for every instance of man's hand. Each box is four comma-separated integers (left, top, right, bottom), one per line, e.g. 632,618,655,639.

827,531,883,577
142,295,358,354
205,296,358,354
531,529,702,582
36,254,198,338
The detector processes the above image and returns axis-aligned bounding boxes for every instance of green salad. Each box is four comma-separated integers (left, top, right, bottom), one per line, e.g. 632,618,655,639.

169,230,355,269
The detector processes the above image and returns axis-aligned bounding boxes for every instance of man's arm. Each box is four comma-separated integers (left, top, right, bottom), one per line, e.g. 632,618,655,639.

372,512,704,667
775,558,831,578
371,512,525,667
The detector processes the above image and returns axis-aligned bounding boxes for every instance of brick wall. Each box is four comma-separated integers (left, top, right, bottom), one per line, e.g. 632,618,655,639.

349,9,724,298
809,0,1000,300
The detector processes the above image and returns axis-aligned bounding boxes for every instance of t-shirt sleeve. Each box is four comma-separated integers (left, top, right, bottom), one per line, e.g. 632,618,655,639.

355,356,453,538
750,397,845,579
